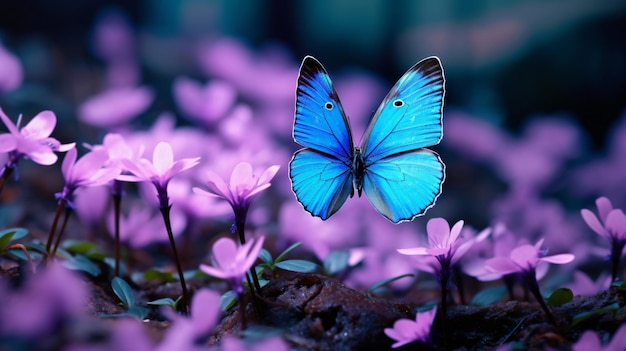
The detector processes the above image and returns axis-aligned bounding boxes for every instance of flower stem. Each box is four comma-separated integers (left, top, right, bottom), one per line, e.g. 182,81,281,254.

159,205,189,314
51,207,72,257
525,269,556,324
235,218,262,294
113,193,122,277
45,197,67,256
0,166,14,197
610,239,625,282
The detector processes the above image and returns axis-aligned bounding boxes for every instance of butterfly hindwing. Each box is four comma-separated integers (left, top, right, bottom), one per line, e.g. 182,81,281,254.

361,57,444,163
289,149,353,220
293,56,353,162
362,149,445,223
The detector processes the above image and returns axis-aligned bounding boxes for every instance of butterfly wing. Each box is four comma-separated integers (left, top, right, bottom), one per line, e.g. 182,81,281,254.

361,56,444,163
289,56,354,219
363,149,445,223
289,149,353,220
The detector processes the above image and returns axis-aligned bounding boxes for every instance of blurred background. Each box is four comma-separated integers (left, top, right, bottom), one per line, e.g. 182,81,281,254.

1,0,625,142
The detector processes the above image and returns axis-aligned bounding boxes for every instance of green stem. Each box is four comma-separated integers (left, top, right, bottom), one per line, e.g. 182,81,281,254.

46,197,67,256
113,193,122,277
160,206,189,314
0,166,14,198
51,207,72,257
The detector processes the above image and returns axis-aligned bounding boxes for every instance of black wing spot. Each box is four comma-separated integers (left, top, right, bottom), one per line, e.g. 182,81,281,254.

325,102,334,110
393,99,404,107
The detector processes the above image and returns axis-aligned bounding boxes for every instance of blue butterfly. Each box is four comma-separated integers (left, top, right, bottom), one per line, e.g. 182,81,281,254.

289,56,445,224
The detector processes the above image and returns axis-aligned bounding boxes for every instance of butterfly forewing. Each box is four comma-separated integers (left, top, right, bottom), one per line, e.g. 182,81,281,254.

293,56,354,162
361,56,444,163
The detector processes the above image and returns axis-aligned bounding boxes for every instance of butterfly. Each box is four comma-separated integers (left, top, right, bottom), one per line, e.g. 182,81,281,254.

289,56,446,224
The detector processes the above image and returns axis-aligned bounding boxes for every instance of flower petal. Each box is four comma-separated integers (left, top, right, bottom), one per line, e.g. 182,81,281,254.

0,108,20,135
426,217,450,249
540,253,575,265
152,142,174,176
581,209,608,238
397,247,429,255
596,197,613,224
62,147,78,180
605,209,626,240
510,244,538,269
257,164,280,185
199,264,228,280
230,162,253,191
448,220,464,244
212,237,238,270
0,133,17,152
485,257,520,275
21,110,56,139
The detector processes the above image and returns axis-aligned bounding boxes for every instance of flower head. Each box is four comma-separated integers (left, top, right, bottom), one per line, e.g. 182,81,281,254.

581,197,626,242
193,161,279,223
384,307,437,348
573,324,626,351
485,238,574,276
57,148,121,206
199,236,264,294
120,141,200,208
0,108,74,167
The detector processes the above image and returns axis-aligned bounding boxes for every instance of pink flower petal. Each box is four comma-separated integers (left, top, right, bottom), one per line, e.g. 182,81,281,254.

0,133,16,152
152,142,174,176
71,150,109,182
448,220,464,244
596,197,613,224
202,171,231,199
20,110,55,139
397,247,429,255
605,209,626,240
258,164,280,185
581,209,608,238
212,237,238,269
426,217,450,249
540,253,575,265
510,245,538,268
62,147,78,180
199,263,228,280
485,257,520,275
27,147,58,165
0,108,19,135
230,162,254,191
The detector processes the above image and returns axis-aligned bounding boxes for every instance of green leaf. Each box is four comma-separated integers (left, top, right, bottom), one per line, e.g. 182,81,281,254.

275,242,302,263
147,297,177,307
547,288,574,307
0,228,29,250
323,250,350,275
8,248,43,262
143,269,176,283
112,277,136,308
63,254,101,276
471,285,507,306
571,302,620,327
367,273,414,296
259,248,273,265
275,259,317,273
62,240,97,254
611,280,626,290
126,306,150,320
220,290,238,311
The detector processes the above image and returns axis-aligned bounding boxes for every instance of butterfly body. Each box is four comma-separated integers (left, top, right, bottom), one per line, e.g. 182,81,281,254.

289,56,445,224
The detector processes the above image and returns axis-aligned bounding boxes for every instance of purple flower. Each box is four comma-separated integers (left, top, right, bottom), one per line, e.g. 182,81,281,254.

573,324,626,351
173,76,237,125
485,238,574,276
77,86,154,128
57,147,121,205
120,141,200,208
384,307,437,348
193,161,279,230
581,196,626,281
0,44,23,93
0,108,74,167
199,236,265,295
566,270,612,297
485,238,574,323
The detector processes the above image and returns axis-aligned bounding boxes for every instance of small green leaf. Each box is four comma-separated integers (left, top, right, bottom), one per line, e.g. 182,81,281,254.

112,277,136,308
259,248,273,265
220,290,238,311
275,259,317,273
471,285,507,306
62,240,97,254
275,242,302,263
63,254,101,276
0,228,29,250
367,273,414,296
547,288,573,307
143,269,176,283
323,250,350,275
571,302,620,327
147,297,177,307
611,280,626,290
126,306,150,320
